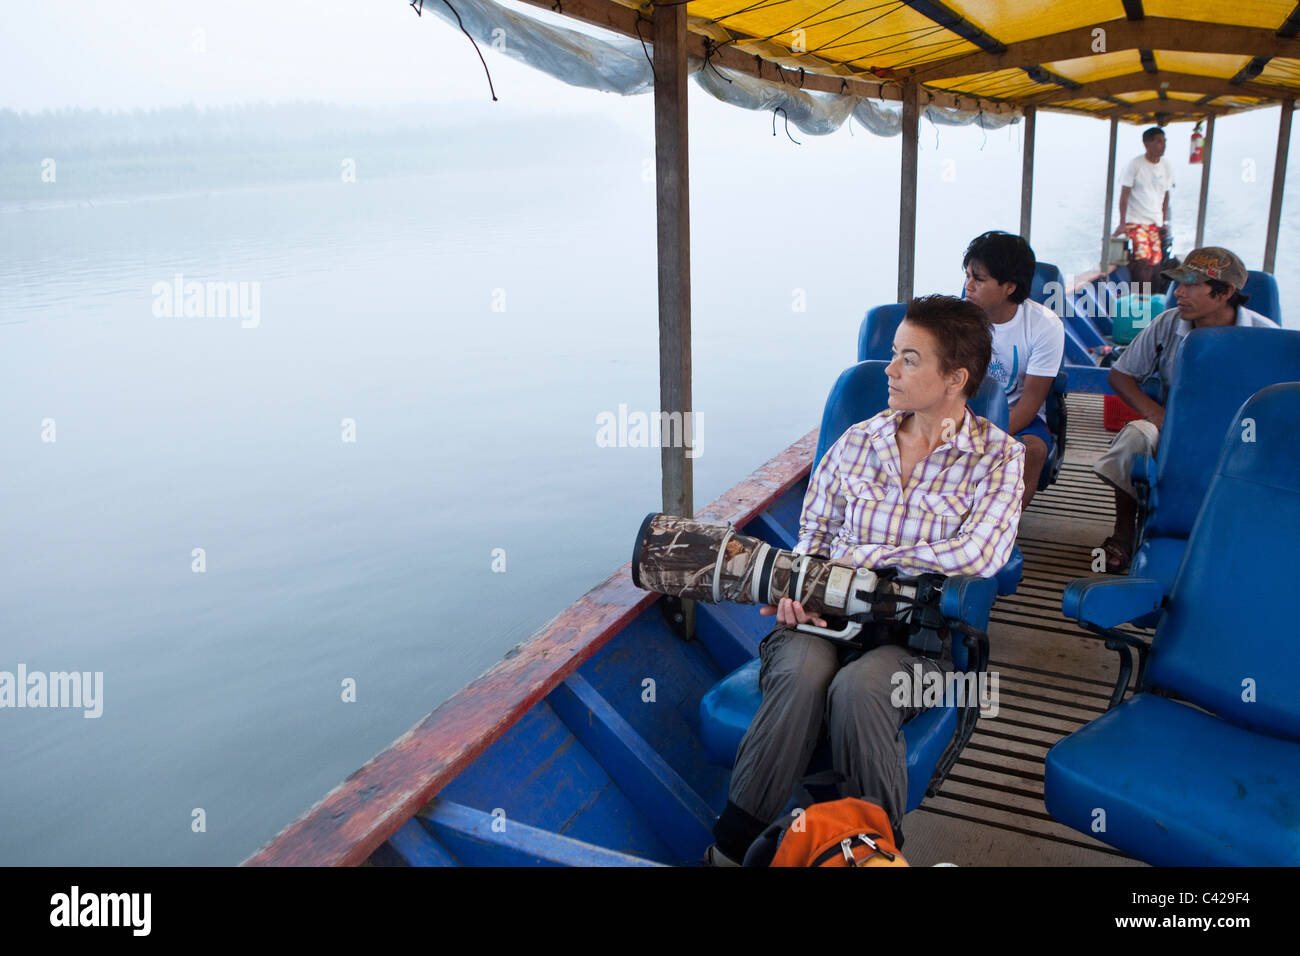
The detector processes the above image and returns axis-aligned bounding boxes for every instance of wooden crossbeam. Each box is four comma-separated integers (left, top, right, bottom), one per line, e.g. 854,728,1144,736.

1019,71,1300,107
1101,97,1228,118
907,18,1300,82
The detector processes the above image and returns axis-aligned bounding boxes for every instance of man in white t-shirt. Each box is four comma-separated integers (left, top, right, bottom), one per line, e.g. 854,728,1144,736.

963,231,1066,507
1113,127,1175,288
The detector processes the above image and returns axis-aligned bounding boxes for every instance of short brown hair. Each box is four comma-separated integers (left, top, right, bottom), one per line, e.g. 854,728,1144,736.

902,294,992,399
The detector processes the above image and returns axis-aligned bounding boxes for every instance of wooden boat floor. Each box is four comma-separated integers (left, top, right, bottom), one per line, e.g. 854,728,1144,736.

902,394,1148,867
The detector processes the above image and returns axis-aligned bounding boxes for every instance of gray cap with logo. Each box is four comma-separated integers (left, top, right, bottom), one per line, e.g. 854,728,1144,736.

1161,247,1248,288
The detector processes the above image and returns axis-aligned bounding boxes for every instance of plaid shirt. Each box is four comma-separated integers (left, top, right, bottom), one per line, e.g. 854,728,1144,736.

797,408,1025,577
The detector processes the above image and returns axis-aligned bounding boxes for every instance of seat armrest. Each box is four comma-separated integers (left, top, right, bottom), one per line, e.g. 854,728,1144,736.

1131,453,1156,493
1063,575,1165,628
940,575,998,631
1131,453,1157,547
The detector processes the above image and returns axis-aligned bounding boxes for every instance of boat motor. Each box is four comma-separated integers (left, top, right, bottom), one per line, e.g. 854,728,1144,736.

631,513,947,654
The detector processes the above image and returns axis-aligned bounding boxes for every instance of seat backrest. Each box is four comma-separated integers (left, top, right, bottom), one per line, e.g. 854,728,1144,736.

1242,270,1282,325
1061,319,1095,366
815,361,890,467
1029,261,1066,310
968,376,1009,433
1149,383,1300,742
857,303,907,362
1071,284,1113,336
813,361,1007,468
1147,327,1300,538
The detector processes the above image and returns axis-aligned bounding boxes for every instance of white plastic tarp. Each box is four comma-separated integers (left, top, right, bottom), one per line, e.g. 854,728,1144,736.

410,0,1019,136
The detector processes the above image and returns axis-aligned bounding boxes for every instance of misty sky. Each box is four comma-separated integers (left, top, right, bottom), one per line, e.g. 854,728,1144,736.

4,0,1294,280
2,0,606,112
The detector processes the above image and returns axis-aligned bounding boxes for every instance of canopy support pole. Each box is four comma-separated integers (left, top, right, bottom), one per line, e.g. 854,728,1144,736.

1019,105,1036,240
898,82,921,303
1194,114,1216,249
1100,116,1118,271
1263,100,1294,274
652,1,693,519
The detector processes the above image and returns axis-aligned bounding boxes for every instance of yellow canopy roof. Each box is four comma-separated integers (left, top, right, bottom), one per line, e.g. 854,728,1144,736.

537,0,1300,122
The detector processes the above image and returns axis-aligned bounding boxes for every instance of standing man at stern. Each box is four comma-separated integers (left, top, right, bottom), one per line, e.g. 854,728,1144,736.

1114,127,1175,289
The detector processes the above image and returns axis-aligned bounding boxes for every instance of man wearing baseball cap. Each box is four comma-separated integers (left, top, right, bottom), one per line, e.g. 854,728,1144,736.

1093,247,1277,571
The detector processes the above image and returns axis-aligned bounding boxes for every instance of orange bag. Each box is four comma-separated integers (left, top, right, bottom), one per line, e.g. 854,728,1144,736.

768,797,908,868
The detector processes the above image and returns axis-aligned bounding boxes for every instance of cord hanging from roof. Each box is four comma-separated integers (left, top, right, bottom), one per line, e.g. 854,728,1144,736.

772,107,802,143
440,0,498,101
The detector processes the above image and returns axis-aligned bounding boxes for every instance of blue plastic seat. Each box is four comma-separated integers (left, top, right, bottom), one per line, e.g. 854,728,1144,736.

1129,327,1300,609
1025,267,1080,488
1241,270,1282,324
700,572,997,814
1070,283,1113,336
1030,267,1098,367
1031,260,1107,355
701,658,960,814
856,303,906,365
1038,364,1068,492
1028,261,1066,307
1046,384,1300,865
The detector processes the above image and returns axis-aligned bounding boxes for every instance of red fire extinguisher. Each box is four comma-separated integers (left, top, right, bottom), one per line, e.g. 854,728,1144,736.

1190,121,1205,164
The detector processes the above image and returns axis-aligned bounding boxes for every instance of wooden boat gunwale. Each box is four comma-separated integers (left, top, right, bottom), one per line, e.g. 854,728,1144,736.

243,429,819,866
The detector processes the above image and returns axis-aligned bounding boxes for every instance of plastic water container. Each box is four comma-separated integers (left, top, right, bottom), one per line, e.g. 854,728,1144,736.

1111,293,1166,345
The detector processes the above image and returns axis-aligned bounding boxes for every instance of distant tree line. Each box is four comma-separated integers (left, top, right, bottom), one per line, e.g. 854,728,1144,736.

0,103,462,158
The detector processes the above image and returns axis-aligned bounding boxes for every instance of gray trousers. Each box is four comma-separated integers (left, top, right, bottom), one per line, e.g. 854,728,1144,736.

726,626,952,834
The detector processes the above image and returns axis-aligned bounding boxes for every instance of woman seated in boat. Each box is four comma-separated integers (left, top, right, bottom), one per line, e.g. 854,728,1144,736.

708,294,1025,866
